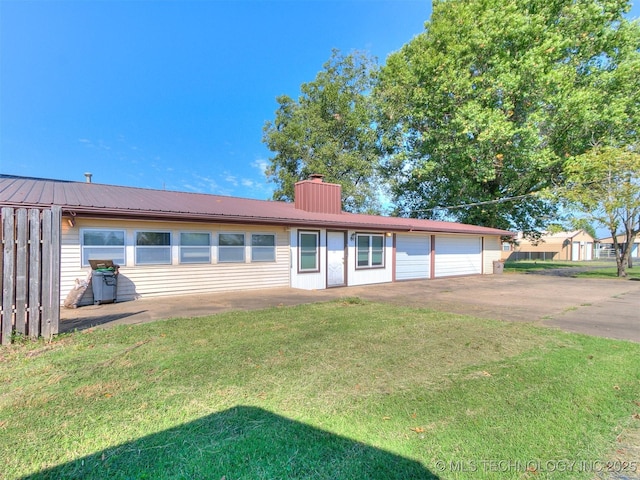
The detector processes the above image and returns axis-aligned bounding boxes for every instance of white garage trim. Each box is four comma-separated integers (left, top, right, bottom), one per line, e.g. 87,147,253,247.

395,234,431,280
434,235,482,277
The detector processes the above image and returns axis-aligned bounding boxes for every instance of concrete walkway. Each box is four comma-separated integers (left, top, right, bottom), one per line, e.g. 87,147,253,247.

61,273,640,342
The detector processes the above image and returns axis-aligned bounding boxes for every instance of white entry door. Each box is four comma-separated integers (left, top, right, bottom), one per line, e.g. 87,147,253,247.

327,231,346,287
585,243,593,261
572,242,580,261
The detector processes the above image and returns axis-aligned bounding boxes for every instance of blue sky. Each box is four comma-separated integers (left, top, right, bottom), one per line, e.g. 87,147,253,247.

0,0,431,198
1,0,638,202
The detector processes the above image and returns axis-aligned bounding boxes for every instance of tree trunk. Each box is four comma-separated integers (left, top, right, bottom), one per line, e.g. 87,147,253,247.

611,233,626,278
622,221,638,272
619,242,632,277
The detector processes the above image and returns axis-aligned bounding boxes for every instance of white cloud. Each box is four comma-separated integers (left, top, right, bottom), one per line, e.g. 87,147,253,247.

224,174,238,186
251,158,269,175
77,138,111,150
187,174,221,193
181,183,202,193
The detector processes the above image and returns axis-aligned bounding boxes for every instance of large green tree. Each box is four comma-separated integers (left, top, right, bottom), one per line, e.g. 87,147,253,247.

563,147,640,277
557,6,639,276
375,0,638,233
263,50,380,213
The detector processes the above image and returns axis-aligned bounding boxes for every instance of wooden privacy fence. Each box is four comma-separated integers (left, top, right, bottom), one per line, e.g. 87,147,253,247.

1,206,61,345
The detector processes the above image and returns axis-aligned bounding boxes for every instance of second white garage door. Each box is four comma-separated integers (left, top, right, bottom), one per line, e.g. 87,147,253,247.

434,235,482,277
396,234,431,280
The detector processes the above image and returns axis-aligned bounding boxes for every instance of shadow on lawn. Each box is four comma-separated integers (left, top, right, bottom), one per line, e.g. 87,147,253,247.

24,406,437,479
59,311,148,333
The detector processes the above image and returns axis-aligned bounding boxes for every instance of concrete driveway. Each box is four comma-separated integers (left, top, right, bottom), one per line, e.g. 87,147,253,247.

61,273,640,342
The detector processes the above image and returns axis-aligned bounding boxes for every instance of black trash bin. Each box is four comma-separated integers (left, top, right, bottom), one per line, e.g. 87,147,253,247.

89,260,119,304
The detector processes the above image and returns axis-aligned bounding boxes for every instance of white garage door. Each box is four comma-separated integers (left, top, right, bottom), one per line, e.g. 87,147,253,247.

434,235,482,277
396,235,430,280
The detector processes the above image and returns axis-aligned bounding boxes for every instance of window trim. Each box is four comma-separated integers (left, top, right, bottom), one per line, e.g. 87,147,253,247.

134,230,172,265
80,228,126,267
298,230,320,273
355,233,385,270
218,232,246,263
251,233,276,263
179,231,212,264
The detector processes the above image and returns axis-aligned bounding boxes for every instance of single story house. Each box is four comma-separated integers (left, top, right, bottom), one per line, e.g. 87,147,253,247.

597,234,640,259
501,230,595,261
0,174,513,305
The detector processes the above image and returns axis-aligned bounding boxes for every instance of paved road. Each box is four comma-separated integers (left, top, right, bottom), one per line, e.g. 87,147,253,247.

61,273,640,342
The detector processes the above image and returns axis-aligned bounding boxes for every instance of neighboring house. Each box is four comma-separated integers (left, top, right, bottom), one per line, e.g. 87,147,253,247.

0,174,513,305
502,230,595,261
597,234,640,259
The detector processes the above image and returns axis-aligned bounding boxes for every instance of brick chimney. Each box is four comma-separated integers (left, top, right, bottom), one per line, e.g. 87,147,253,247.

294,175,342,214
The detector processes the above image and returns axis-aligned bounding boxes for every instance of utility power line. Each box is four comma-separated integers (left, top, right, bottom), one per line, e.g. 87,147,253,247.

410,192,538,213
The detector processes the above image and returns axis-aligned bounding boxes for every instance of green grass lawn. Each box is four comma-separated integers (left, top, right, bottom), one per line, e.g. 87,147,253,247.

2,300,639,479
574,267,640,280
504,260,640,280
503,260,609,272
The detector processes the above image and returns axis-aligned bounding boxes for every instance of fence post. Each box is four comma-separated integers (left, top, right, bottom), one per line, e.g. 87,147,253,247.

50,206,61,335
28,209,41,339
2,208,15,345
41,210,53,341
15,209,28,336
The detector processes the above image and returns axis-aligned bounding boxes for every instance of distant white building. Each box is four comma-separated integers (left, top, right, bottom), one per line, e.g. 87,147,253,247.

597,234,640,259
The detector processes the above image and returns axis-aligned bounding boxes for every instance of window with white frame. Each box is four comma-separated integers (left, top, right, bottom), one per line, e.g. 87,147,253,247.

218,233,245,262
299,231,319,272
502,242,511,252
135,231,171,265
180,232,211,264
356,233,384,268
251,233,276,262
81,229,126,267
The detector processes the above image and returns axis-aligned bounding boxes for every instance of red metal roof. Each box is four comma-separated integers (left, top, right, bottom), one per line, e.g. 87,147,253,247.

0,175,513,236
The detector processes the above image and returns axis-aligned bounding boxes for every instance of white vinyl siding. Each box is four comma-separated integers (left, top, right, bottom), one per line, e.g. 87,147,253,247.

180,232,211,264
396,234,430,280
434,235,482,277
81,229,126,267
482,236,501,274
60,219,289,305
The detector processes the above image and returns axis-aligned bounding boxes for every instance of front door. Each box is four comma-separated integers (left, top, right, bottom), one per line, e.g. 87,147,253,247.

327,231,346,287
